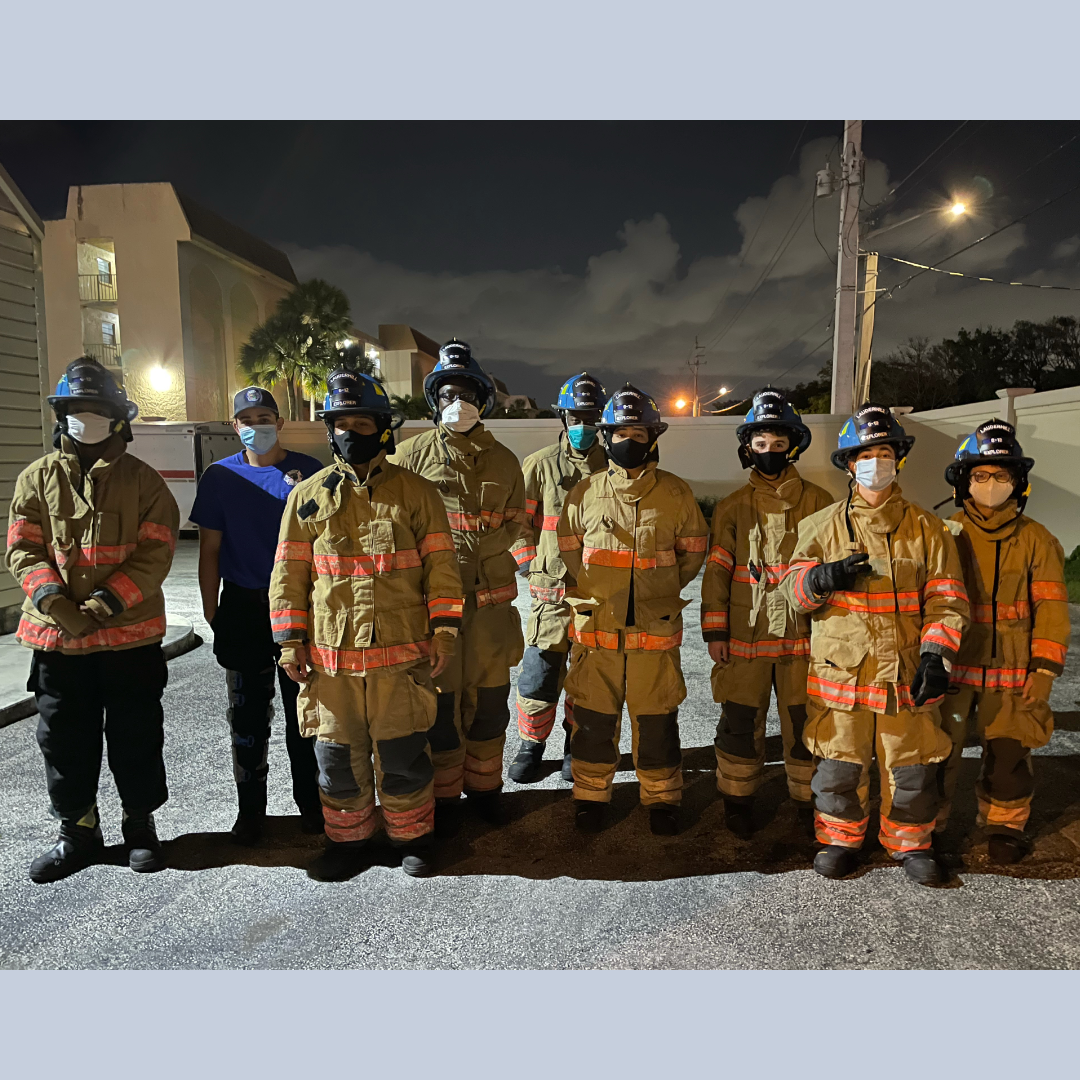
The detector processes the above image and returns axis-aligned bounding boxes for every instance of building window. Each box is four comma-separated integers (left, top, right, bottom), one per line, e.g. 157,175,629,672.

102,321,116,346
97,257,113,285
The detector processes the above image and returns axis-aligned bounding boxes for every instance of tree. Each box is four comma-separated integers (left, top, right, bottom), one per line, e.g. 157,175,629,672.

390,394,431,420
870,337,959,412
237,279,354,419
784,361,832,414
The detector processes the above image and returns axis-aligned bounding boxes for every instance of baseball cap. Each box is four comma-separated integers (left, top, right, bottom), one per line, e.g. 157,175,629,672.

233,386,279,417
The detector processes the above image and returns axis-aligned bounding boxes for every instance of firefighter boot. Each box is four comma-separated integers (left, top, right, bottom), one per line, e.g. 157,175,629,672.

575,801,606,833
399,838,436,878
507,739,546,784
724,798,755,840
29,822,105,884
649,806,679,836
468,790,508,827
901,851,942,886
561,729,573,782
813,845,856,880
230,813,265,846
434,796,465,838
988,832,1027,865
308,840,369,882
122,813,166,873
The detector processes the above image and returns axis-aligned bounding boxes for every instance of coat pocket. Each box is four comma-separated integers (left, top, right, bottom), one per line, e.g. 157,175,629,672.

810,625,869,670
296,670,322,738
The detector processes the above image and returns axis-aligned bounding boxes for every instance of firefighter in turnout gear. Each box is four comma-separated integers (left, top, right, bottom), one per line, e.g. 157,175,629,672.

700,388,833,838
390,340,530,831
507,372,608,784
936,421,1069,864
270,368,465,880
781,404,969,886
7,357,180,883
557,384,708,835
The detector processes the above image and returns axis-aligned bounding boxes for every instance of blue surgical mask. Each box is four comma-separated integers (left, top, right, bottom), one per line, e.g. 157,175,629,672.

239,423,279,455
566,424,597,450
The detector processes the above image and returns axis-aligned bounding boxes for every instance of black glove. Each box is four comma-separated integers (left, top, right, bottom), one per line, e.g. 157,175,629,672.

806,552,871,595
910,652,949,707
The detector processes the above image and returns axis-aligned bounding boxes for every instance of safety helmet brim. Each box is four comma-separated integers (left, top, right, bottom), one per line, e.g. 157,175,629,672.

831,436,915,471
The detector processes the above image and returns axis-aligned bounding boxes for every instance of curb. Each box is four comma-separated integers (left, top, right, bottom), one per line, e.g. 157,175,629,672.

0,619,201,730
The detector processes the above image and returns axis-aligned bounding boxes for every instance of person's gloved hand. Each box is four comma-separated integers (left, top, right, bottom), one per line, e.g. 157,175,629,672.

430,629,457,679
79,596,113,623
910,652,950,707
806,552,872,595
1023,670,1055,703
42,595,93,638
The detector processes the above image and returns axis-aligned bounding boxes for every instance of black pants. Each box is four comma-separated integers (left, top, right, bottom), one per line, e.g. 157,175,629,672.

212,580,320,817
30,642,169,823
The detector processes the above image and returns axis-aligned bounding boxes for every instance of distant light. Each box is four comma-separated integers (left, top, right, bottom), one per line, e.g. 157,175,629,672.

718,386,729,396
675,398,687,409
148,366,172,393
950,202,966,216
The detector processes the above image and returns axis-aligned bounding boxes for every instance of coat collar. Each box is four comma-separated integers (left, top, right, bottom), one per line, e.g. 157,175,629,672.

560,430,607,472
848,483,906,533
605,460,658,503
749,464,803,508
961,498,1023,538
438,422,494,455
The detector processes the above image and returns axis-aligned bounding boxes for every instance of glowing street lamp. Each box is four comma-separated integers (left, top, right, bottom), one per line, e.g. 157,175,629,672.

950,202,967,217
675,398,688,410
148,365,172,393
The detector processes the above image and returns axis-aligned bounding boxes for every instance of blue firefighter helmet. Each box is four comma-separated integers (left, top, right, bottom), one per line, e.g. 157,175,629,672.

598,383,668,436
320,366,395,420
944,419,1034,510
735,387,812,467
553,372,607,413
831,402,915,471
423,339,498,421
48,356,138,422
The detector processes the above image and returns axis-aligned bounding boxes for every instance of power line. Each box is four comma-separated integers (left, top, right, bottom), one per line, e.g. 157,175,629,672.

877,253,1080,292
865,121,970,212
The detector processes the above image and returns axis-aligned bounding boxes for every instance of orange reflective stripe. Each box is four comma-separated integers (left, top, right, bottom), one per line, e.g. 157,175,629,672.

732,562,791,585
17,614,166,651
309,639,431,674
582,547,677,569
476,581,518,608
7,519,43,545
517,701,558,742
729,637,810,660
541,515,560,531
513,545,537,567
674,535,707,553
1031,580,1068,603
923,577,967,600
104,571,143,608
529,583,566,603
524,498,539,515
828,590,921,614
558,533,583,551
950,665,1028,690
701,610,728,631
418,532,454,557
922,622,961,651
427,597,464,619
971,601,1030,623
977,797,1030,830
808,675,888,710
1031,638,1067,665
322,804,379,843
625,630,682,651
313,550,422,576
446,511,489,531
706,546,735,571
138,521,176,552
22,567,64,597
506,507,533,526
878,814,934,853
270,608,308,632
814,812,868,849
275,540,313,563
569,625,620,649
381,798,435,842
75,543,137,566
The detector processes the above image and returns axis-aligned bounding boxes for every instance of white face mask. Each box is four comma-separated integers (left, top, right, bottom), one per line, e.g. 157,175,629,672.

969,478,1015,509
441,400,481,432
853,457,896,492
66,412,115,445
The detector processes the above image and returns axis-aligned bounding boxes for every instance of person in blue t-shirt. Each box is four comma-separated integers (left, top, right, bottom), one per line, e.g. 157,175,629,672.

190,387,325,844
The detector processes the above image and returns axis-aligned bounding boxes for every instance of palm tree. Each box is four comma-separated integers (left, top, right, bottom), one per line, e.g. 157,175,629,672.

237,279,354,419
390,393,432,420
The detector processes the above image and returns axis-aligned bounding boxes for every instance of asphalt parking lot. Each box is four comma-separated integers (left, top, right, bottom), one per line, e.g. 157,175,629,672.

1,539,1078,969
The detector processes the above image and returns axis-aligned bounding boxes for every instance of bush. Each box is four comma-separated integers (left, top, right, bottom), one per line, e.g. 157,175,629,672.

1065,545,1080,603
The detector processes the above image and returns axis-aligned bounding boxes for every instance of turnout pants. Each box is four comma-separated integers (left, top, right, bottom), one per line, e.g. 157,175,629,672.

430,594,524,798
804,694,952,858
515,598,573,744
297,660,438,843
29,642,169,825
563,641,686,806
213,581,320,817
937,685,1053,835
711,656,814,803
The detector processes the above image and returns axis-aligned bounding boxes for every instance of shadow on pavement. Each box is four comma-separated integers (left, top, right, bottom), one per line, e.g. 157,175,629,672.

155,737,1080,885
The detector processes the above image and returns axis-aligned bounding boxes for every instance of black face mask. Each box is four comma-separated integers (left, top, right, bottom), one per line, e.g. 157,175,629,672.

605,436,653,470
750,450,790,476
332,429,386,466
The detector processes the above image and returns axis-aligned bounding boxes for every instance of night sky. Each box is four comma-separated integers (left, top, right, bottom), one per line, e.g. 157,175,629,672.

5,121,1080,409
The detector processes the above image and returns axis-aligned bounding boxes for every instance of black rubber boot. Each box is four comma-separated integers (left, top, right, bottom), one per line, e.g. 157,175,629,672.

123,813,166,873
813,845,856,879
230,813,265,846
723,798,755,840
901,850,941,885
467,790,508,827
507,739,546,784
649,805,679,836
575,800,605,833
988,832,1027,865
434,797,465,838
308,840,368,882
561,730,573,782
299,807,326,835
399,839,436,878
28,823,104,884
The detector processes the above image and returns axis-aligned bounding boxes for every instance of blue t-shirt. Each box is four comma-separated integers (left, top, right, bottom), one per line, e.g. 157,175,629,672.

189,450,324,590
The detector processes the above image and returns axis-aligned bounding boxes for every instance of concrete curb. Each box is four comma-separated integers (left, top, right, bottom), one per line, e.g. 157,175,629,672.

0,619,200,730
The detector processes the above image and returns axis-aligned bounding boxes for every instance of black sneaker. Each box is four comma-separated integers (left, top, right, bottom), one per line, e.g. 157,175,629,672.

988,832,1027,865
467,790,508,827
299,807,326,835
28,824,104,884
723,798,755,840
399,841,436,878
308,841,368,882
649,806,679,836
123,813,166,873
900,850,941,886
575,800,605,833
230,813,265,846
813,845,856,880
507,740,546,784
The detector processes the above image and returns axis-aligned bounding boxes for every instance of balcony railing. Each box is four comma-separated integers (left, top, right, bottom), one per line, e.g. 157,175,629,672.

83,343,121,369
79,274,118,302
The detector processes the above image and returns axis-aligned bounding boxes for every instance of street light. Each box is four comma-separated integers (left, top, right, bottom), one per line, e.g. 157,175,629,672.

148,365,172,393
675,398,688,410
950,202,967,216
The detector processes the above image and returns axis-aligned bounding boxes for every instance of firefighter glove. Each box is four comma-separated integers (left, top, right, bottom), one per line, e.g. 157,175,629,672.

806,552,871,595
44,595,93,639
910,652,949,707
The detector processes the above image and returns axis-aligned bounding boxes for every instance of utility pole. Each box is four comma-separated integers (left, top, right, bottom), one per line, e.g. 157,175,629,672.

688,336,706,417
830,120,863,416
854,251,878,406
